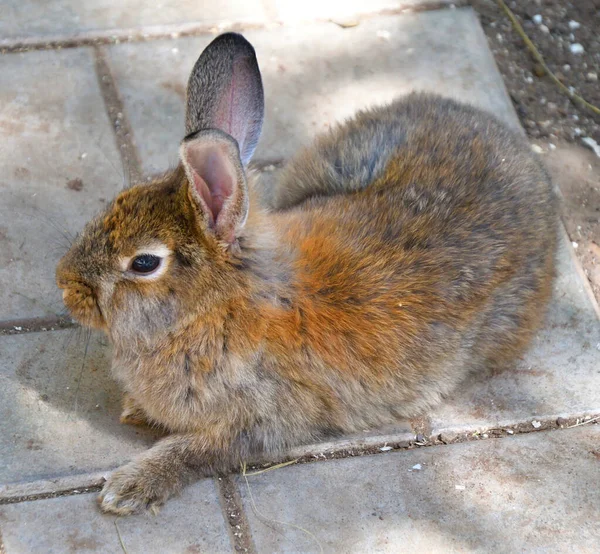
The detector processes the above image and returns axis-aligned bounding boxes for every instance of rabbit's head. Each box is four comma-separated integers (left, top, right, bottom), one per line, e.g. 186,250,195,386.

56,33,265,344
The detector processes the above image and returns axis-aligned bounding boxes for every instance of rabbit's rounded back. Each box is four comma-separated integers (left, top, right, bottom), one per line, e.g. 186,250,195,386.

266,94,556,402
274,94,551,213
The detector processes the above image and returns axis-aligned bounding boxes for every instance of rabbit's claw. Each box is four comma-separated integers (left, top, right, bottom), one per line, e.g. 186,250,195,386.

98,462,170,516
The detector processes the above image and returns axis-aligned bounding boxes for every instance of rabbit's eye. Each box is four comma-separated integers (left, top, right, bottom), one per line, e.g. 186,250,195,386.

130,254,161,274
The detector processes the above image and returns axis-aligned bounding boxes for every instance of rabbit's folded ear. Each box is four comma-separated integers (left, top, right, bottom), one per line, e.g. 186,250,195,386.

180,130,249,244
184,32,264,166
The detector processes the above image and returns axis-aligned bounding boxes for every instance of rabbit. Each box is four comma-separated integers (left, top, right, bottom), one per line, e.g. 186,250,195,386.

56,32,557,515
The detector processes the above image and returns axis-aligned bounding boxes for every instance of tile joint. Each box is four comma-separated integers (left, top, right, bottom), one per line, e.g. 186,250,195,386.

0,316,76,335
93,45,143,186
1,415,596,506
0,1,468,54
216,475,257,554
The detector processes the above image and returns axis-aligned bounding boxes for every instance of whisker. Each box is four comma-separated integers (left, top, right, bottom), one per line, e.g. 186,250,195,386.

62,317,81,350
91,133,129,190
8,200,75,249
70,327,91,418
31,204,76,244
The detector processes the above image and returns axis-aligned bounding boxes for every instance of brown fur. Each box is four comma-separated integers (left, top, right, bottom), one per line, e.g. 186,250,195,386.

55,34,556,515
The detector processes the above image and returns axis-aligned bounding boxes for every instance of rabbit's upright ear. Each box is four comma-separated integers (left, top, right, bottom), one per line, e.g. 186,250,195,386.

180,33,263,244
184,32,264,165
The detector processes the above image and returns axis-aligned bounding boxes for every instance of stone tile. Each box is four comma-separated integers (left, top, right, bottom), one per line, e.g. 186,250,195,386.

0,49,124,321
0,479,232,553
239,426,600,553
0,330,156,490
0,0,266,42
427,230,600,436
107,8,519,175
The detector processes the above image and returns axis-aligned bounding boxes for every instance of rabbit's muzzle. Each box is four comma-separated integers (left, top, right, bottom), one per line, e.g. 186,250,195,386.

56,275,106,330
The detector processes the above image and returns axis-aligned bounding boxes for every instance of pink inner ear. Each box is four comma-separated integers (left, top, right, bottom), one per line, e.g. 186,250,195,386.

186,145,235,224
212,56,251,157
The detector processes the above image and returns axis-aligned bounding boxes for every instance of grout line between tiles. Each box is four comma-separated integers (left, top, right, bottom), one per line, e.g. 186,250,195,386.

0,316,76,335
93,45,144,186
0,1,467,54
2,414,597,506
215,475,257,554
0,484,103,506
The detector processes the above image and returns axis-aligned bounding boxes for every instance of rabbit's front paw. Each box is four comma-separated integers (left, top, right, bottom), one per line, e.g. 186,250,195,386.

98,461,174,515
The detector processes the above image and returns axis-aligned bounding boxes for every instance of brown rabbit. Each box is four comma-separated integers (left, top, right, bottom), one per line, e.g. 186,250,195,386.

56,33,556,515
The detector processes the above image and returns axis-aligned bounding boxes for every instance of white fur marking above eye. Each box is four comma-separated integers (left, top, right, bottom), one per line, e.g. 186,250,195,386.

120,244,172,280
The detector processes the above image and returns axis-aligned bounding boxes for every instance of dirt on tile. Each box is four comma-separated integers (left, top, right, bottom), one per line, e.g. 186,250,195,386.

472,0,600,306
66,178,84,191
537,140,600,304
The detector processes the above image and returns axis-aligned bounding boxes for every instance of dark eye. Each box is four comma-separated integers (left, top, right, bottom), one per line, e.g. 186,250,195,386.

130,254,161,274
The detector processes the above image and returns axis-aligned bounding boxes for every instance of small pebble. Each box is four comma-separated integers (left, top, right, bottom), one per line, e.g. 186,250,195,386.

455,485,466,491
572,241,579,249
568,20,580,30
539,24,549,34
549,143,556,151
380,445,392,452
532,420,542,429
563,64,571,72
14,326,22,331
531,144,544,154
570,43,585,54
586,72,598,82
582,137,600,158
412,464,422,470
532,14,543,25
505,429,514,435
